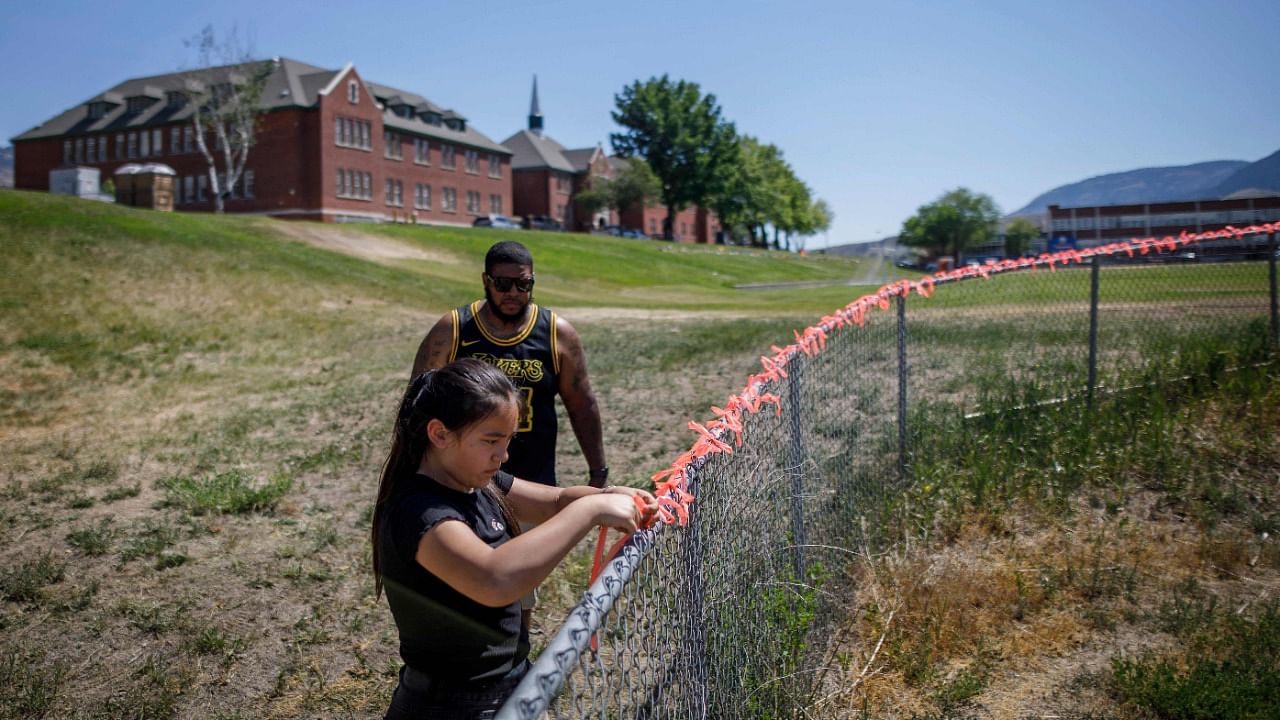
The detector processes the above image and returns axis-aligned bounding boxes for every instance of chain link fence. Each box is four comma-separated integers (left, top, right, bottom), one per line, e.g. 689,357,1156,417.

499,228,1278,719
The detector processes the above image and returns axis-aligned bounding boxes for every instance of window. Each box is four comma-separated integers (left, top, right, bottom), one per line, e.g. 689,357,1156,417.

348,79,359,104
182,176,194,204
243,171,255,199
415,183,432,210
335,117,372,150
152,129,162,156
87,102,106,120
464,149,479,174
197,175,208,202
140,131,150,158
126,96,151,115
385,179,404,206
97,137,107,162
442,187,457,212
650,218,657,234
86,138,96,162
441,145,456,169
488,153,502,178
336,169,346,197
115,134,125,160
466,190,481,213
415,138,431,165
166,91,185,109
170,127,181,155
556,204,565,220
184,126,196,153
556,173,572,194
384,130,402,159
490,194,502,213
127,133,138,159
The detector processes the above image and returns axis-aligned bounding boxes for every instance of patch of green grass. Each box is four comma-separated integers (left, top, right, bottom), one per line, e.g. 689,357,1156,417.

102,483,141,502
1109,601,1280,720
0,650,65,720
157,470,292,515
0,554,66,603
66,518,119,556
118,517,181,562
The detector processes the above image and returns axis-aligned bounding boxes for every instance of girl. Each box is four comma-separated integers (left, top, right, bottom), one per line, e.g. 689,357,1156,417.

372,358,656,719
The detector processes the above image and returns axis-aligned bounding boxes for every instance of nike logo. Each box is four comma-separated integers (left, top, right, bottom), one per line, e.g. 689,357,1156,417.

460,339,481,347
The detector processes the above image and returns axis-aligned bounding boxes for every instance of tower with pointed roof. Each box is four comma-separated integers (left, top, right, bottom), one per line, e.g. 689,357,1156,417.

528,75,544,136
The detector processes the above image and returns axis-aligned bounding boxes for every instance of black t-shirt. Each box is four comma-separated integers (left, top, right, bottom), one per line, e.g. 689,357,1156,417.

377,471,528,681
449,301,560,485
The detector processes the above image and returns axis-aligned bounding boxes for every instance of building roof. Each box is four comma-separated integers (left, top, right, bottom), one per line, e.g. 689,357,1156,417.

500,129,576,172
12,57,510,155
561,146,603,173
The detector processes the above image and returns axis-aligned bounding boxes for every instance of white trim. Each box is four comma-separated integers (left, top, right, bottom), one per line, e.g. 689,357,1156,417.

317,63,355,97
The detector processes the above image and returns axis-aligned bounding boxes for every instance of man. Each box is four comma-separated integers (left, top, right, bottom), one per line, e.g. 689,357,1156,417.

411,240,609,490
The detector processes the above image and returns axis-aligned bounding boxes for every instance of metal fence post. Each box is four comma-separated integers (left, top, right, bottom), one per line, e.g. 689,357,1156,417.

683,465,708,719
786,353,808,584
1269,232,1278,351
1088,255,1101,405
896,292,909,478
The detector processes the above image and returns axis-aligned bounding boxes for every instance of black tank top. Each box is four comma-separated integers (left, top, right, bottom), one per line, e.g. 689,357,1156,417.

449,301,560,485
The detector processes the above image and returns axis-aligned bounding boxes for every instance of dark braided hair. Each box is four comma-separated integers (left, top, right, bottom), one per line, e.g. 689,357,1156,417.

372,358,522,598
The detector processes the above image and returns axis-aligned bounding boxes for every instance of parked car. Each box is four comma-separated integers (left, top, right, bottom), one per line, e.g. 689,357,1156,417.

472,214,521,229
522,215,563,231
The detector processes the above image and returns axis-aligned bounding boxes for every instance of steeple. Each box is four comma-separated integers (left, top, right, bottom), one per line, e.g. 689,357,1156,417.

528,75,544,136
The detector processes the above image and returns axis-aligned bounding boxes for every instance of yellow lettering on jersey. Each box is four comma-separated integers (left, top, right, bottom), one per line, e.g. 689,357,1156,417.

518,387,534,432
469,354,546,383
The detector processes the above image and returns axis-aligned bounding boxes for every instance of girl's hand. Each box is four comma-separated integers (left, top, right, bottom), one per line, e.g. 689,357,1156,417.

602,486,659,524
589,493,647,533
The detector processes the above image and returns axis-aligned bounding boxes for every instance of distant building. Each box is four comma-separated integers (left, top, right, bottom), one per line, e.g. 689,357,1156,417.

502,77,719,242
1047,196,1280,251
11,58,512,224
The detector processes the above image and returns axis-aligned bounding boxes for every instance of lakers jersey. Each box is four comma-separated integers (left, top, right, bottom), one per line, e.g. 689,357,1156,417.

449,301,561,485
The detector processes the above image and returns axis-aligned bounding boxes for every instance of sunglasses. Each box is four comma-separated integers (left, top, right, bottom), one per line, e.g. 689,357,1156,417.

486,274,535,293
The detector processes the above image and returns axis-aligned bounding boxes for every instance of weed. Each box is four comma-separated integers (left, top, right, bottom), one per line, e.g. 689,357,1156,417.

0,650,65,719
118,517,180,562
0,554,66,603
101,483,140,502
66,518,118,556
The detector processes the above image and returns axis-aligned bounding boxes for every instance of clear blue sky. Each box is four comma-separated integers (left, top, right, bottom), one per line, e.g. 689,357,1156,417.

3,0,1278,247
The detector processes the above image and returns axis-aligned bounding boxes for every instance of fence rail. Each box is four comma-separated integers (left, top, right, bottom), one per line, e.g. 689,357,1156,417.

499,227,1279,719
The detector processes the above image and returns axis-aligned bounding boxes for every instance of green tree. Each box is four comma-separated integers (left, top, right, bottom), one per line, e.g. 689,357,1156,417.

611,75,737,239
1003,216,1039,258
898,188,1000,261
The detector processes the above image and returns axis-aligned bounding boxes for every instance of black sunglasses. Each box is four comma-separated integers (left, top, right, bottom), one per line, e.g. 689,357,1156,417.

487,274,535,293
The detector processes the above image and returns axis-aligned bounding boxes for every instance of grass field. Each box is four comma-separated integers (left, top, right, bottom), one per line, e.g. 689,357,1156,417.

1,189,1276,719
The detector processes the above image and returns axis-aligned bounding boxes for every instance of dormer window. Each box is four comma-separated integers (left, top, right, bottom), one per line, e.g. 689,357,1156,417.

166,91,187,109
126,96,153,115
426,113,442,127
87,102,110,120
392,104,413,119
445,119,460,131
348,80,359,104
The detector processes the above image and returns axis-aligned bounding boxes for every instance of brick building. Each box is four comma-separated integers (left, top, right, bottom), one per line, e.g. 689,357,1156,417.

1047,195,1280,250
502,77,720,242
11,57,512,224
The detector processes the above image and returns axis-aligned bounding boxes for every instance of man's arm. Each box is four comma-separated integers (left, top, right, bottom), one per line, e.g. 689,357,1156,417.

555,317,607,487
411,312,456,376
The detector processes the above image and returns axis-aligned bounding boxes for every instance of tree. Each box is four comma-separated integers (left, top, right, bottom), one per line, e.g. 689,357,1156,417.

182,25,273,213
574,158,660,228
1003,217,1039,258
898,188,1000,261
611,75,737,239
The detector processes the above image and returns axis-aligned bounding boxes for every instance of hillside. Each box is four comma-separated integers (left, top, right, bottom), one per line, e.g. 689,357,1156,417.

1011,160,1247,215
1213,147,1280,197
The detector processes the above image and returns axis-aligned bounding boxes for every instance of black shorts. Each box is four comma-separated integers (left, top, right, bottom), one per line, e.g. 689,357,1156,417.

383,660,529,720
